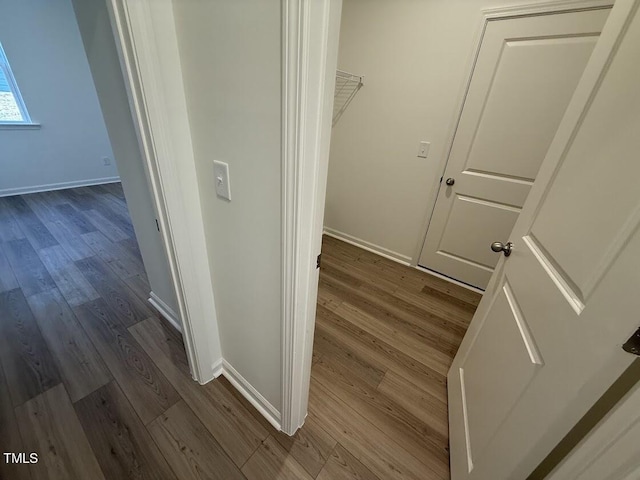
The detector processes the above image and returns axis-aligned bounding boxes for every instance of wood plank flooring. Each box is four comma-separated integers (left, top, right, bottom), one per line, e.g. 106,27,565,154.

0,184,480,479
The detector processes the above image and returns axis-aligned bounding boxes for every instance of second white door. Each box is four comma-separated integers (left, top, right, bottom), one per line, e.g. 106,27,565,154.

418,8,609,289
448,1,640,476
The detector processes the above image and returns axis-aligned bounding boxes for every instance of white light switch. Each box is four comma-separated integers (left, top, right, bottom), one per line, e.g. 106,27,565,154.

213,160,231,201
418,141,430,159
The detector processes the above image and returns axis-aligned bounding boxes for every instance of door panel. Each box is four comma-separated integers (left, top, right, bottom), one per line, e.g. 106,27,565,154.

460,282,542,466
438,195,519,270
419,10,609,289
449,4,640,479
531,84,640,298
466,36,599,181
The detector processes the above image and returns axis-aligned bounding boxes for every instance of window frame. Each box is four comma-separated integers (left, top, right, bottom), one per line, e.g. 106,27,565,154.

0,42,35,126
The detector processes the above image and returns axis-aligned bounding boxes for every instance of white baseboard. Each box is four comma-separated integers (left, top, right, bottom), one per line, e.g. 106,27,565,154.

211,358,224,378
0,176,121,197
414,265,485,294
323,227,484,295
150,293,226,385
221,360,281,431
323,227,412,265
147,292,280,430
148,291,183,333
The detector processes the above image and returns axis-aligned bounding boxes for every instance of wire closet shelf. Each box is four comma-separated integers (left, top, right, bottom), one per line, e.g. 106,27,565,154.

333,69,364,127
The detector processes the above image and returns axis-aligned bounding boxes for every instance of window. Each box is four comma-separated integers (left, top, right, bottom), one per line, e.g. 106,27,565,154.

0,42,32,124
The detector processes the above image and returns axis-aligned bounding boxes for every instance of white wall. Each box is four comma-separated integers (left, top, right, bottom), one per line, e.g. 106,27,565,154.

0,0,119,196
71,0,179,316
172,0,282,410
325,0,555,263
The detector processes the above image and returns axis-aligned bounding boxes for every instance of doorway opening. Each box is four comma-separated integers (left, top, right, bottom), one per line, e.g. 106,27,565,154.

0,2,195,478
300,1,618,479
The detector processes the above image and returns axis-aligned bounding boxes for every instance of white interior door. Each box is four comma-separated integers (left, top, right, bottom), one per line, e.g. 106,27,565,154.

419,8,609,289
448,1,640,478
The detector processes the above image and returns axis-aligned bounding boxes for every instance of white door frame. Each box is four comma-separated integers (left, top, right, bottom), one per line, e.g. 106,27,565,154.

410,0,614,270
299,0,640,474
107,0,223,384
106,0,342,434
281,0,343,434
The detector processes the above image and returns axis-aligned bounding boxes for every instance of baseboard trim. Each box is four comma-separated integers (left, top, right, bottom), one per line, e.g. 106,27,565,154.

221,360,281,431
211,358,224,378
147,291,280,430
148,292,182,333
415,265,485,294
323,227,484,295
323,227,412,265
0,176,121,197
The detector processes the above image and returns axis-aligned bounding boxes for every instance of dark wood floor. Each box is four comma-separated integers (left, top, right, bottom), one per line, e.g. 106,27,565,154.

0,184,480,480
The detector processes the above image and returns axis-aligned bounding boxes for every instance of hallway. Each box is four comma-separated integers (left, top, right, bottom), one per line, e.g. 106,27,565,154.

0,187,479,479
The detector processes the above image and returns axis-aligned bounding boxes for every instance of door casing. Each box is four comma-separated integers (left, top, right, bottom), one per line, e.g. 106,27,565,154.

107,0,223,385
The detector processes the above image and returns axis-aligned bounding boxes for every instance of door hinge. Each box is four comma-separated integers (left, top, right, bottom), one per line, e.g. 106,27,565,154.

155,219,160,232
623,327,640,356
316,254,322,269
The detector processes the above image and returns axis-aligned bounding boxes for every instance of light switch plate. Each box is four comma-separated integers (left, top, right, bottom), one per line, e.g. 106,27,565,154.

418,141,430,159
213,160,231,201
